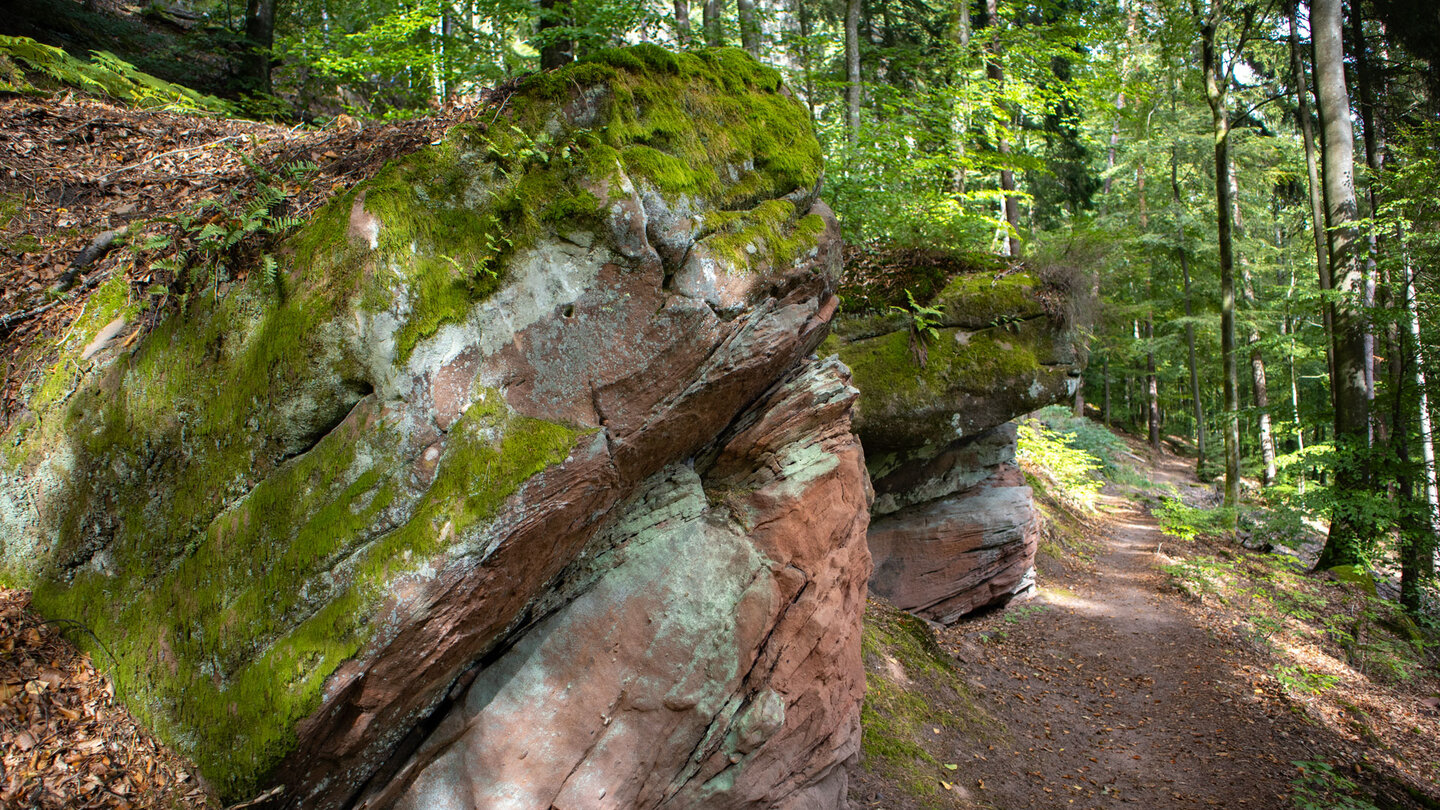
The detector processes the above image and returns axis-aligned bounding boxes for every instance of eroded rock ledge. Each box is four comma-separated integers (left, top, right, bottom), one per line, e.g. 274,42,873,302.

0,45,866,808
824,261,1086,624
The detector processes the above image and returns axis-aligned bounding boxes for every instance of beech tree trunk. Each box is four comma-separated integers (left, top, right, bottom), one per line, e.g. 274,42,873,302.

1313,0,1372,569
1147,317,1161,451
243,0,278,95
795,0,816,117
983,0,1020,257
674,0,692,44
1201,13,1240,510
539,0,573,69
1103,355,1112,426
1403,248,1440,588
1351,3,1382,447
845,0,861,141
1171,103,1207,474
1235,164,1276,487
704,0,723,46
737,0,760,55
1288,1,1337,392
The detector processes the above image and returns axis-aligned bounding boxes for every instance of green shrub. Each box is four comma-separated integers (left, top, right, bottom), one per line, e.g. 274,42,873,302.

1017,418,1104,511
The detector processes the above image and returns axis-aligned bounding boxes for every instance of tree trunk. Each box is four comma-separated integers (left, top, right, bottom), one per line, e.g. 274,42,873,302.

1350,2,1383,447
674,0,692,44
539,0,573,69
1288,0,1336,392
704,0,723,46
1147,316,1161,452
1402,244,1440,584
1201,13,1241,511
1235,164,1276,487
1103,355,1112,426
983,0,1020,257
243,0,278,95
1313,0,1372,569
795,0,815,117
1170,100,1207,475
737,0,760,55
845,0,861,141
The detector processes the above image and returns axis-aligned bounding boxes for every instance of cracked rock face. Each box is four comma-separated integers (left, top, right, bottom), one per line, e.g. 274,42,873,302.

1,46,864,809
825,268,1083,623
370,359,871,810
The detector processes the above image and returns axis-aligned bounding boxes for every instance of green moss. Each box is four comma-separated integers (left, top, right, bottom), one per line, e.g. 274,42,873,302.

2,43,820,799
326,45,816,362
932,270,1044,327
860,602,984,806
29,381,583,797
837,323,1045,414
699,201,826,273
25,274,137,415
0,35,232,113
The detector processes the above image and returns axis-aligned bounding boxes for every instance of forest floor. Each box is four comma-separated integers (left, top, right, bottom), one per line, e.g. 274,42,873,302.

851,434,1440,810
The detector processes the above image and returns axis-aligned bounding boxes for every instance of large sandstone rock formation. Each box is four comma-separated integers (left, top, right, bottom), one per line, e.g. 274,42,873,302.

0,46,868,808
824,265,1084,624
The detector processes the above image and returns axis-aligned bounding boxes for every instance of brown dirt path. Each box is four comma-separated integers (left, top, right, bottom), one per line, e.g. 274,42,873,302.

931,453,1340,809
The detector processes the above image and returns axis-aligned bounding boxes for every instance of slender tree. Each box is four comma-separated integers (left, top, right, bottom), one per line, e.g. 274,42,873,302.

674,0,693,44
704,0,724,46
1197,2,1244,510
982,0,1020,257
1287,0,1337,390
1313,0,1373,569
538,0,573,69
243,0,279,94
845,0,860,141
737,0,760,55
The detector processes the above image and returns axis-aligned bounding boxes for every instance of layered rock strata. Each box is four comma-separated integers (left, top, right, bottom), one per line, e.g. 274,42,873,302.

372,359,870,810
824,267,1083,624
0,46,867,808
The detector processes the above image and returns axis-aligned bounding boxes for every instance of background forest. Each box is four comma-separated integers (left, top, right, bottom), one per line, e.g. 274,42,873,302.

5,0,1440,618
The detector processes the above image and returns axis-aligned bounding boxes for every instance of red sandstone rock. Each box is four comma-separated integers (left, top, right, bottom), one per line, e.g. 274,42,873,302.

357,359,871,810
867,461,1039,625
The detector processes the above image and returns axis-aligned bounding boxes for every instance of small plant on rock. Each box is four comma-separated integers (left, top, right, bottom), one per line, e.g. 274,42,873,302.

890,288,943,367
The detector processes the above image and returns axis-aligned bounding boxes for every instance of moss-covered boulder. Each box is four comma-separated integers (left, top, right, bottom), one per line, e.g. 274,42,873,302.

824,268,1081,453
823,259,1085,625
0,45,849,808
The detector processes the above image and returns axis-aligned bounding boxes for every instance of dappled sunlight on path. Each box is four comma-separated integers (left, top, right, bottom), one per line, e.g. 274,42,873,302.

932,477,1329,809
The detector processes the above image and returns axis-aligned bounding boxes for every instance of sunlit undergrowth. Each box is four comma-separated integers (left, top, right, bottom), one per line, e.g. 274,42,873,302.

1017,406,1132,563
1017,418,1104,513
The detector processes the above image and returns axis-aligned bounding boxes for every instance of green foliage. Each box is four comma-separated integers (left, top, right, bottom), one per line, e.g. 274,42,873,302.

1273,665,1340,696
891,289,942,347
0,35,231,113
1156,501,1237,543
134,153,317,304
1029,405,1134,482
1017,418,1104,512
1289,760,1381,810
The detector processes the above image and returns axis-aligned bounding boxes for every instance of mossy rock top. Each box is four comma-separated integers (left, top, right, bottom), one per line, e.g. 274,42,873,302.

0,45,829,803
823,267,1079,453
